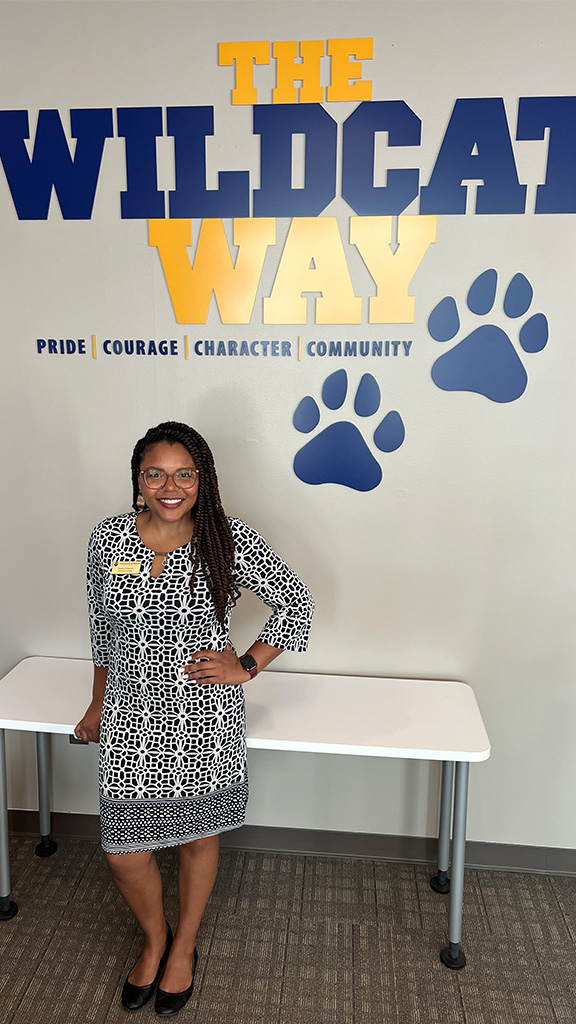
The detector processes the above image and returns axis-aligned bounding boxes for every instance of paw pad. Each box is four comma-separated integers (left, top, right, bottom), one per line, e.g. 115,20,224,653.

293,371,405,492
428,270,548,403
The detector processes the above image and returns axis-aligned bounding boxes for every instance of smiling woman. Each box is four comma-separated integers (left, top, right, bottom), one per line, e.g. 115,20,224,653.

137,444,200,572
74,420,314,1015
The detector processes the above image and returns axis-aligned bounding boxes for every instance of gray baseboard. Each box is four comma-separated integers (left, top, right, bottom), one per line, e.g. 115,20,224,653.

10,809,101,842
220,824,576,875
8,810,576,876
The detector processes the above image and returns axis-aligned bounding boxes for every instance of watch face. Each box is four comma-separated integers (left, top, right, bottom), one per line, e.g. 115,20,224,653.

240,654,257,672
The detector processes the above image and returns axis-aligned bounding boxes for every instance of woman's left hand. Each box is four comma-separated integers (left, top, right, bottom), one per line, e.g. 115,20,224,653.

183,644,249,685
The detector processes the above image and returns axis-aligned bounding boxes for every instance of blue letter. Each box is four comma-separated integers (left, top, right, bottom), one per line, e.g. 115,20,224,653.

168,106,249,218
0,108,113,219
420,98,526,214
517,96,576,213
342,101,420,215
254,104,337,216
118,107,165,219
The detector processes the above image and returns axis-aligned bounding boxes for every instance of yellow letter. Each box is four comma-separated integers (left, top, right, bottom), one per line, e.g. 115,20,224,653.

264,217,362,325
350,215,437,323
272,41,324,104
327,38,373,101
218,41,270,105
149,218,276,324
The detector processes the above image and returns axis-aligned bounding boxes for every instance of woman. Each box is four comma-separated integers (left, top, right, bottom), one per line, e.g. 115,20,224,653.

75,421,314,1017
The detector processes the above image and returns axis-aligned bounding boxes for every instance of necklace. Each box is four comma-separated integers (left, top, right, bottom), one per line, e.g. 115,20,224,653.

152,542,191,566
137,513,194,566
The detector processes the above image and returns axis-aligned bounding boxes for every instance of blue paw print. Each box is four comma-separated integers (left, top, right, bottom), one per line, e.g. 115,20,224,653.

428,270,549,403
293,370,405,492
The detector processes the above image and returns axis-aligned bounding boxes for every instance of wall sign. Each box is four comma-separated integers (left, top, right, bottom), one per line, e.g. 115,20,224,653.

0,36,554,489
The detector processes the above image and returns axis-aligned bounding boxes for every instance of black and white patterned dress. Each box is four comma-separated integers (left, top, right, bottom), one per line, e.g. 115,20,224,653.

87,512,314,855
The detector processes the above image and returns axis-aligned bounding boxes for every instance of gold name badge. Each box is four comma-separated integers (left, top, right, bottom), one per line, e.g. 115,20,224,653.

111,561,142,575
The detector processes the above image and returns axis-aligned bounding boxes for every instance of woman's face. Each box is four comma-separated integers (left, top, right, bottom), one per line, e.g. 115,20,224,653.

138,441,199,524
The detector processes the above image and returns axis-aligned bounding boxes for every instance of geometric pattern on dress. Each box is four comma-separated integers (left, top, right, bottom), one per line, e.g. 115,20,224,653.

87,512,314,854
100,780,249,855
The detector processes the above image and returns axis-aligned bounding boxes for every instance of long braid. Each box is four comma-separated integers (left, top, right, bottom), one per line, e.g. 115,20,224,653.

131,421,239,627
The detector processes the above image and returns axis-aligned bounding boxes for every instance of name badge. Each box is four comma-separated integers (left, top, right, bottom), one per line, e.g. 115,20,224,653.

111,561,142,575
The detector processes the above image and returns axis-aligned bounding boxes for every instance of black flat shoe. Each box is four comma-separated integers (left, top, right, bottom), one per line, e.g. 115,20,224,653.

154,947,198,1018
121,924,173,1012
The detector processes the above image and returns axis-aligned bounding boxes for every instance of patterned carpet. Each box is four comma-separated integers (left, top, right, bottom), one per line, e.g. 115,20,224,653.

1,837,575,1023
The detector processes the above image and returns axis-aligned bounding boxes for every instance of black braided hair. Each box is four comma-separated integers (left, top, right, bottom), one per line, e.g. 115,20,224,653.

131,421,239,627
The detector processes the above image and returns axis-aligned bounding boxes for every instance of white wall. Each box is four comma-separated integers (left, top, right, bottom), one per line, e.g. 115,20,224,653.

1,1,575,850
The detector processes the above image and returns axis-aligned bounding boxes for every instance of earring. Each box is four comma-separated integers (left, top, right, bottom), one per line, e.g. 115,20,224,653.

136,493,146,509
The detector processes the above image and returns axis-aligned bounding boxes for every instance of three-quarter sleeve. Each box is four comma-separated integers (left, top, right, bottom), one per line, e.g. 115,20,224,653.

87,523,111,667
230,518,314,652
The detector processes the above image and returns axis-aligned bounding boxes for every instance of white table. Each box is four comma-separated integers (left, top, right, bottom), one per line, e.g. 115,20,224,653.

0,657,490,969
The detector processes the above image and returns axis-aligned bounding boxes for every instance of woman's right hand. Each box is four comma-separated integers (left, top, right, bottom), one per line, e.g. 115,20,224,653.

74,701,103,743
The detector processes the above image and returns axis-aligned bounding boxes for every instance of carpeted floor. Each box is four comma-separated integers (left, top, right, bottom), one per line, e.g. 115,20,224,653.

1,837,575,1023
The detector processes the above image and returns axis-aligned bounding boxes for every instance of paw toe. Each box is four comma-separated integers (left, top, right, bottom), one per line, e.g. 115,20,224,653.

504,273,533,318
322,369,348,410
354,373,381,417
519,312,548,353
428,296,460,342
293,396,320,433
374,411,405,452
467,269,497,315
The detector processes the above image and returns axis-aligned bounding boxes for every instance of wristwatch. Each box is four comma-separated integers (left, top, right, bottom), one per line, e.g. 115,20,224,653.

239,654,258,679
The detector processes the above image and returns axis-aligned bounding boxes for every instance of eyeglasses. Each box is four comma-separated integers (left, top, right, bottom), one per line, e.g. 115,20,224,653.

140,468,199,489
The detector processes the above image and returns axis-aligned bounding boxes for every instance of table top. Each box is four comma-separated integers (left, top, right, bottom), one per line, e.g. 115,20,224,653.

0,657,490,762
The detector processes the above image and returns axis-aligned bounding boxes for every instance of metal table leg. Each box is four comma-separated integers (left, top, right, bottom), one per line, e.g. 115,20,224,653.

0,729,18,920
431,760,454,895
440,760,469,969
35,733,57,857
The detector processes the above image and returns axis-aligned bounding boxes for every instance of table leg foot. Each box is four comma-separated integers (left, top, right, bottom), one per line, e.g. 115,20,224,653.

0,897,18,921
440,943,466,970
35,836,58,858
430,870,451,895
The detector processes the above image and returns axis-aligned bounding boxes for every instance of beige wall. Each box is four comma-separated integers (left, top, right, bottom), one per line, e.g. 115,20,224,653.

1,1,575,850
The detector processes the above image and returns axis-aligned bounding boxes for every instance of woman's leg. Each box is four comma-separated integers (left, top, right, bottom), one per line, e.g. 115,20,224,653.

105,850,168,986
160,834,220,992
